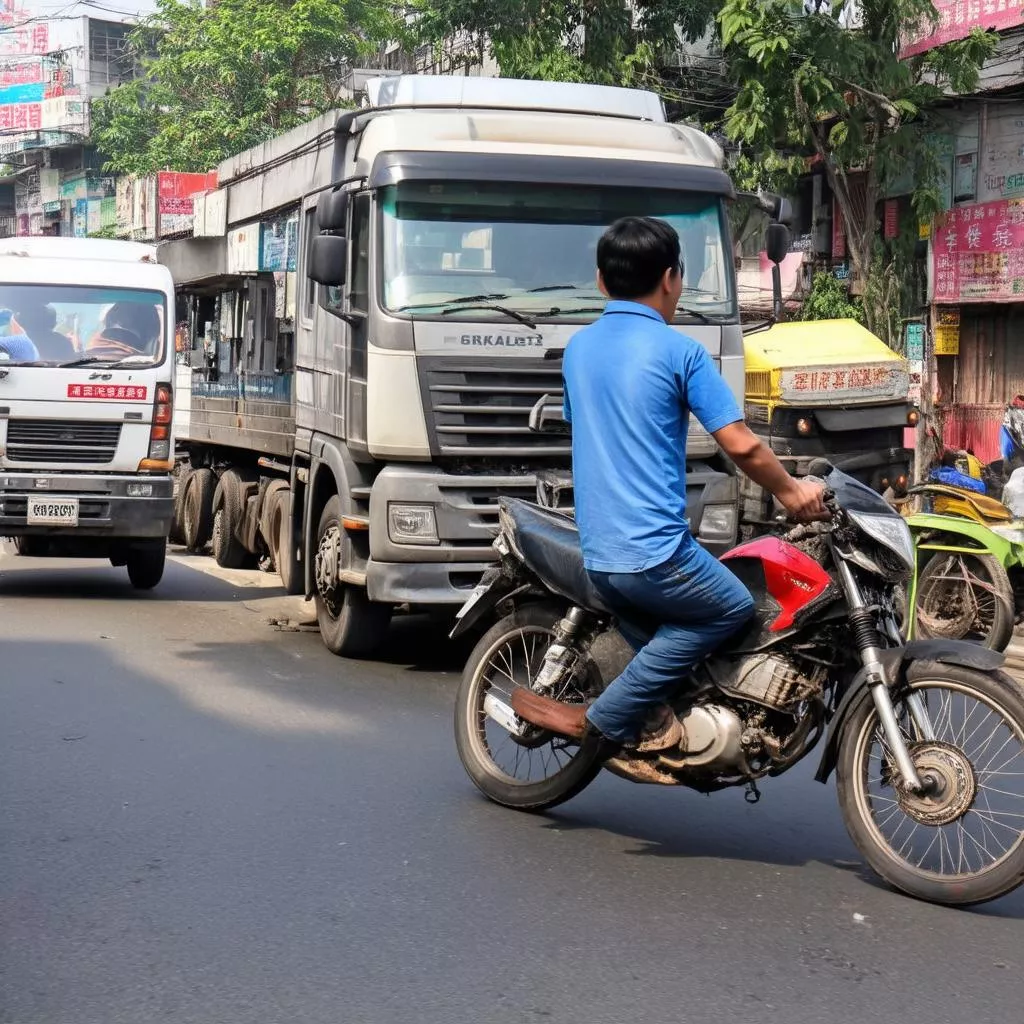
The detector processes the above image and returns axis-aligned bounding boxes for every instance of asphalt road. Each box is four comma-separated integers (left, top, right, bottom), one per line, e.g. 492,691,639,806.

2,550,1023,1024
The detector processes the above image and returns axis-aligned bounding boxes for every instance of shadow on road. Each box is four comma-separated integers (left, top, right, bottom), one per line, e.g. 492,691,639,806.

0,553,288,603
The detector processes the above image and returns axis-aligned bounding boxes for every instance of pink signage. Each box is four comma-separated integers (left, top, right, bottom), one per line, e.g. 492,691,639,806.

932,199,1024,302
902,0,1024,58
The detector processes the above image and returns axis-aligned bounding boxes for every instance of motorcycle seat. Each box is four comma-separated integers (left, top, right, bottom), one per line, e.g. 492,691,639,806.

500,497,614,615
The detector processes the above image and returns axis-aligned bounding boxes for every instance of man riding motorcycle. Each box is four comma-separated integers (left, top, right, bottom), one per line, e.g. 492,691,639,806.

511,216,827,752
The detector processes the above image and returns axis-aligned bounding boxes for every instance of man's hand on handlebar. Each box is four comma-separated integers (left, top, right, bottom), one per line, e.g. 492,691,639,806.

776,478,831,523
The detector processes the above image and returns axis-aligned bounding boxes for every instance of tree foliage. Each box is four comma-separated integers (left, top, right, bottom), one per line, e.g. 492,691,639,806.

409,0,721,84
92,0,395,174
719,0,996,334
796,271,863,323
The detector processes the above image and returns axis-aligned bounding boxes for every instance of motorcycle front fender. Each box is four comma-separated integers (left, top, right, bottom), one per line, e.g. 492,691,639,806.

813,640,1006,784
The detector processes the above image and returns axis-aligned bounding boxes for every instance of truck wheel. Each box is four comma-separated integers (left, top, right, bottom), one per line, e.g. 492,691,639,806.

259,480,290,568
182,468,215,552
212,469,255,569
314,495,392,657
13,536,48,556
168,465,189,546
126,542,165,590
267,487,303,595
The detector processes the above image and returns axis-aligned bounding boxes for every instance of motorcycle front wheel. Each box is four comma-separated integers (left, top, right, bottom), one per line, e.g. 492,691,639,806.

837,662,1024,906
454,602,605,812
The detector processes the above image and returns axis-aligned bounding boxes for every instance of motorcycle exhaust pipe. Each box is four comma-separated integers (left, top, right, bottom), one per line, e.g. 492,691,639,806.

484,692,527,736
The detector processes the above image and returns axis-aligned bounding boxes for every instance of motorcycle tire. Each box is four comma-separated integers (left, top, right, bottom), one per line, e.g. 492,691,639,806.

454,602,605,812
836,661,1024,906
915,551,1015,652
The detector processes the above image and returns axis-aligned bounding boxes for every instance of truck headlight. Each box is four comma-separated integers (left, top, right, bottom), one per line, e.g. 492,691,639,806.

388,503,439,545
698,504,737,542
127,483,154,497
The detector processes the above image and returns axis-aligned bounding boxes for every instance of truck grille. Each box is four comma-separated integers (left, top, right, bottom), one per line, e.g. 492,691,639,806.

6,419,122,465
424,363,569,457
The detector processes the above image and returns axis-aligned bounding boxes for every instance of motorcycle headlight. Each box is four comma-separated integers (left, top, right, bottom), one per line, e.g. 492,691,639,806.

848,510,915,572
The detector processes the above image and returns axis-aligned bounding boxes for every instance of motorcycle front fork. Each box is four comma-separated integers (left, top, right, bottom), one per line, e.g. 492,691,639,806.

836,560,929,793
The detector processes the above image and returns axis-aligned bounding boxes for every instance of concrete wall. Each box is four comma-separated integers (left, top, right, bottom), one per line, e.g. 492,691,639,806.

220,112,340,227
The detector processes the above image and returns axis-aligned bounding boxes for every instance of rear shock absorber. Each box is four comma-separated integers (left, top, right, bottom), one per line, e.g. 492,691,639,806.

532,606,589,695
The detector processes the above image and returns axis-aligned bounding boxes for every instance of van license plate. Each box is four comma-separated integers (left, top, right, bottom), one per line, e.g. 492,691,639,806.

27,497,79,526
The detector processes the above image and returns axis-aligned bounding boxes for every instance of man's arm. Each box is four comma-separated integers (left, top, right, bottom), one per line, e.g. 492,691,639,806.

714,421,828,521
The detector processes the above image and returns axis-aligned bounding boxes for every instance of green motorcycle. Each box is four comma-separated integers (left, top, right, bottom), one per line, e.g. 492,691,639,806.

906,485,1024,652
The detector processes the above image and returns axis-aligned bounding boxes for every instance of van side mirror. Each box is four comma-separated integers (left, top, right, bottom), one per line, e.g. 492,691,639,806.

765,223,792,266
310,234,347,286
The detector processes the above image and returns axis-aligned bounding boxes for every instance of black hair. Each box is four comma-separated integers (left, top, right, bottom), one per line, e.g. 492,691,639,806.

596,216,682,299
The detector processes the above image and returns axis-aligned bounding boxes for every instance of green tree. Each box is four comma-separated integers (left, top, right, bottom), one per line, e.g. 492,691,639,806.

92,0,396,174
796,270,863,322
409,0,721,85
718,0,996,334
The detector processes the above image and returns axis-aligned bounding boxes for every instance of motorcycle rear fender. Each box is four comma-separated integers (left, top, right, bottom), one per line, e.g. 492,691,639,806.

813,639,1006,784
907,511,1020,566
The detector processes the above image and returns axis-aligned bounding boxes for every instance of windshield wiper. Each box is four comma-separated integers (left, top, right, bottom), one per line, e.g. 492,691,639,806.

396,293,510,313
526,284,581,293
56,356,117,368
674,304,733,325
440,304,537,328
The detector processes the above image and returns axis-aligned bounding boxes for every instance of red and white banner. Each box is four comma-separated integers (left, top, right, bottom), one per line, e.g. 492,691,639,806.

902,0,1024,58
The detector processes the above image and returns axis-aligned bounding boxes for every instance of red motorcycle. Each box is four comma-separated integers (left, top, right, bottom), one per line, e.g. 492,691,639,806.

452,463,1024,906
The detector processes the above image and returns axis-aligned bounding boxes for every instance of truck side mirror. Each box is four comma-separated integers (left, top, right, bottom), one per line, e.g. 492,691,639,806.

759,192,794,226
765,223,792,266
317,189,349,231
309,235,347,286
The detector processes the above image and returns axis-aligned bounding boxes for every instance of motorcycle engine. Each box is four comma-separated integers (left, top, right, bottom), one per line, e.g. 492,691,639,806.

704,652,823,713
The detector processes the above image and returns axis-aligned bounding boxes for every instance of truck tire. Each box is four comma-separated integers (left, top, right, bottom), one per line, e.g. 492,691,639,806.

259,480,290,566
267,487,303,595
126,542,165,590
168,465,189,546
314,495,392,657
212,469,255,570
182,468,215,552
13,536,48,556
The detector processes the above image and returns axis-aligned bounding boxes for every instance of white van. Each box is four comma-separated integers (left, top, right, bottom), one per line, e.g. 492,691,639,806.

0,238,176,589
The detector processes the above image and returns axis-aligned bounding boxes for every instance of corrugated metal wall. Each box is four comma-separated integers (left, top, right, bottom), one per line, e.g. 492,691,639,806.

939,306,1024,462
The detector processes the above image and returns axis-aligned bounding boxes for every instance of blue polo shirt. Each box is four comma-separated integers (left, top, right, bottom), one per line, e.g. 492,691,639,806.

563,300,742,573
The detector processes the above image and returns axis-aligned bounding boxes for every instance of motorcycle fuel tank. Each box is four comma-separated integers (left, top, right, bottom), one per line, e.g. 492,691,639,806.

722,536,833,632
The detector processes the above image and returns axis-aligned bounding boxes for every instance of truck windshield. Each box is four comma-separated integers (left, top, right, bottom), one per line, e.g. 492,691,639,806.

380,181,734,320
0,285,166,367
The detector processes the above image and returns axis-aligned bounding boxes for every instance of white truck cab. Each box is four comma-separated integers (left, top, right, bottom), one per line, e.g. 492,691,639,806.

0,237,176,588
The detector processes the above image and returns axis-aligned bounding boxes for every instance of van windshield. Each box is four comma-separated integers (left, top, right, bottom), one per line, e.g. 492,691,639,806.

0,285,167,367
379,181,735,321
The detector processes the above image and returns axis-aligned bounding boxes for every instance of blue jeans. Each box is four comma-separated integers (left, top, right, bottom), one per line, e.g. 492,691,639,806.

585,533,755,744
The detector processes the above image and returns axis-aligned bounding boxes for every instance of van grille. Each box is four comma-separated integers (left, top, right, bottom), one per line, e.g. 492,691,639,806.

424,363,569,457
6,419,122,465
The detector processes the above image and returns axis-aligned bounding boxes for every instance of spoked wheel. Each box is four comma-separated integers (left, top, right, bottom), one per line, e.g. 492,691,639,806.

837,664,1024,905
454,603,605,812
915,552,1014,651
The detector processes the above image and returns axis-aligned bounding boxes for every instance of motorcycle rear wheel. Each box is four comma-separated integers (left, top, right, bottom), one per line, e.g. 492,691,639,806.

454,603,605,812
837,662,1024,906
